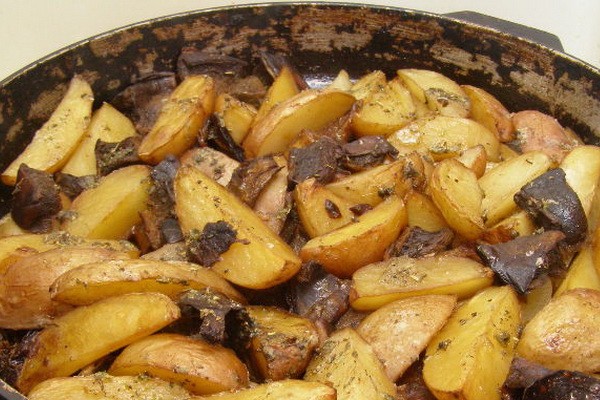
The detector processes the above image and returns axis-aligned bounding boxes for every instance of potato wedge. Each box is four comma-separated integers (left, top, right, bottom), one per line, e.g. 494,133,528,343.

61,165,151,239
555,246,600,296
327,68,352,92
521,275,553,324
300,195,407,278
304,328,396,400
174,166,301,289
405,190,448,232
16,292,180,394
61,102,137,176
138,75,215,164
423,286,520,400
517,288,600,373
0,213,27,238
215,93,257,145
350,70,386,101
180,146,240,187
193,379,335,400
243,89,355,157
252,66,300,126
388,115,500,162
479,151,553,226
294,178,355,238
456,144,487,178
397,68,470,118
28,373,192,400
2,75,93,185
462,84,514,142
429,158,485,240
0,247,133,329
253,155,290,234
109,333,249,395
560,145,600,218
50,258,245,305
357,294,457,381
350,255,494,311
481,210,536,244
351,77,416,136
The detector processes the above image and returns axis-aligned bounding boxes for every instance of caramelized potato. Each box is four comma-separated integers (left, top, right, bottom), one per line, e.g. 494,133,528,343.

456,144,487,178
462,84,514,142
215,93,257,144
555,246,600,296
423,286,521,400
482,210,536,243
109,333,249,395
357,294,457,381
138,75,215,164
16,293,180,394
300,195,407,278
304,328,396,400
351,255,494,311
350,70,386,100
405,190,449,232
193,380,335,400
252,66,300,127
61,165,152,239
2,75,93,185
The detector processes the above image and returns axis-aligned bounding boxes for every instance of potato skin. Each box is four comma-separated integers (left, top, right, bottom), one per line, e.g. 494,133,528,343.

193,379,336,400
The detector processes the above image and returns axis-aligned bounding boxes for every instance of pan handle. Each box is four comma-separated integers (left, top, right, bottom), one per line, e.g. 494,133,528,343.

443,11,564,52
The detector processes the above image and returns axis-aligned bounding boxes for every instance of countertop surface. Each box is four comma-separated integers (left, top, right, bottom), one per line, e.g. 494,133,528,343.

0,0,599,81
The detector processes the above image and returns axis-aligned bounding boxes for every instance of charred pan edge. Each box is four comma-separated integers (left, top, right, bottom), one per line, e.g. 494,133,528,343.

0,2,599,213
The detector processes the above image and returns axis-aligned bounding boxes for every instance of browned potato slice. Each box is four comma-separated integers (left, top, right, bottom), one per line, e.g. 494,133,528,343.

423,286,521,400
430,158,485,240
215,93,257,144
405,190,448,232
560,145,600,218
50,259,245,305
300,195,407,278
556,246,600,295
388,115,500,161
1,75,93,185
456,144,487,178
243,89,355,157
325,159,412,206
481,210,536,244
397,68,470,118
61,102,136,176
350,255,494,311
517,288,600,373
294,178,355,238
0,247,133,329
351,77,416,136
28,373,192,400
180,147,240,187
175,166,301,289
242,306,319,381
192,379,335,400
357,294,457,381
61,165,151,239
138,75,215,164
462,84,515,142
350,70,386,100
16,292,180,394
479,151,553,226
252,66,300,127
109,333,249,395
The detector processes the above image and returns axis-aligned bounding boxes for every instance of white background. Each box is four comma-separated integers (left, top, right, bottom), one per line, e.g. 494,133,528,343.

0,0,599,81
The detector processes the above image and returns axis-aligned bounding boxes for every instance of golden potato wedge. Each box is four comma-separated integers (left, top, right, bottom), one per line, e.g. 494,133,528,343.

193,379,335,400
560,145,600,218
16,292,180,394
521,275,553,324
61,165,151,239
357,294,457,381
2,75,93,185
350,255,494,311
456,144,487,178
0,247,133,329
429,158,485,240
479,151,553,226
517,288,600,373
294,178,355,238
397,68,470,118
138,75,215,164
327,68,352,92
325,159,412,206
28,373,192,400
423,286,520,400
180,146,240,187
388,115,500,162
304,328,396,400
499,143,519,161
351,77,416,136
50,258,245,305
61,102,137,176
556,246,600,296
243,89,355,157
405,190,449,232
215,93,257,145
481,210,536,243
241,306,319,381
350,70,386,100
300,195,407,278
174,166,301,289
252,66,300,127
0,213,27,238
109,333,249,395
462,84,514,142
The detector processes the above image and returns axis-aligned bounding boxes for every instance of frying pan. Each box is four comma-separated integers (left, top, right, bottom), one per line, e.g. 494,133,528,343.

0,3,599,398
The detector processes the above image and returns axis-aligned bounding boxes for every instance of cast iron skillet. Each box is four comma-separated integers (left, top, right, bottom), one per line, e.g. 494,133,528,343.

0,2,599,397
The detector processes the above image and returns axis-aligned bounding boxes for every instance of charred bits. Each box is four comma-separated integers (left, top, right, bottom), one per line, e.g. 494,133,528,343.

523,370,600,400
187,221,243,267
227,155,281,206
340,135,398,172
95,136,142,176
514,168,587,246
288,136,343,185
476,230,566,294
204,114,246,162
